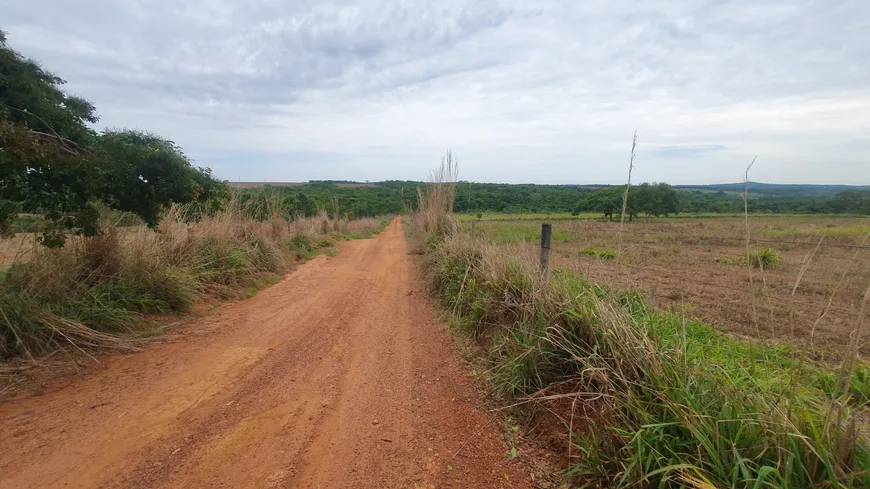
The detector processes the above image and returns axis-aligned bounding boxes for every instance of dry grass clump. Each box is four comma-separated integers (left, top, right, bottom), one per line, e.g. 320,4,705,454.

416,150,459,238
0,204,388,359
420,228,870,488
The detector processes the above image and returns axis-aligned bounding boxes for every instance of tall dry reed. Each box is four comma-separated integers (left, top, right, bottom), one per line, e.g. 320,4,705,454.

415,150,459,237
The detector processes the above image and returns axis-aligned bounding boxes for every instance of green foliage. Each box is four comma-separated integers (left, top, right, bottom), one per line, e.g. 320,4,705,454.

744,248,782,269
678,188,870,215
573,186,624,220
95,130,226,226
284,234,338,261
10,213,45,233
579,247,617,260
422,230,869,489
573,183,678,221
229,181,870,224
0,253,197,357
0,32,227,246
0,211,389,358
235,184,403,220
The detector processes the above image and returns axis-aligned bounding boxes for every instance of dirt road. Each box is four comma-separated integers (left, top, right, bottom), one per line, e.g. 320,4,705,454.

0,219,530,489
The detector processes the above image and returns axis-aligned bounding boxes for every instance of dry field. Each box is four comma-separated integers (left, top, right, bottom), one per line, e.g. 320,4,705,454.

226,182,378,189
465,216,870,358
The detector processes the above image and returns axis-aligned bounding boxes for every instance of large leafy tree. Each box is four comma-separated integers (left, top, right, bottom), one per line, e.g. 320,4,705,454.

633,183,679,217
573,183,679,221
0,31,226,245
95,130,224,226
573,186,624,221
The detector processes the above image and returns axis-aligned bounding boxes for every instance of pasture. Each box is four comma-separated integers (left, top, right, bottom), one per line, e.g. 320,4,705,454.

462,215,870,357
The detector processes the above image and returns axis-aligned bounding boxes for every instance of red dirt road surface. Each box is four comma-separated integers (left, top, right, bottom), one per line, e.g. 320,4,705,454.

0,219,530,489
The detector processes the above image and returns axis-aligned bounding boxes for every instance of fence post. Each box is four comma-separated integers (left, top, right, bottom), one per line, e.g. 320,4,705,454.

540,223,552,281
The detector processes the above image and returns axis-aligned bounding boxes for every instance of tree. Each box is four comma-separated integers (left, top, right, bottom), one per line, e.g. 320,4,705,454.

633,183,679,217
94,130,220,226
573,187,624,221
573,183,678,221
831,190,870,215
0,32,226,245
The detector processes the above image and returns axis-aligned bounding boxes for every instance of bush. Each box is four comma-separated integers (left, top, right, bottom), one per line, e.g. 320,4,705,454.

0,205,388,359
579,247,617,260
11,214,45,233
746,247,781,269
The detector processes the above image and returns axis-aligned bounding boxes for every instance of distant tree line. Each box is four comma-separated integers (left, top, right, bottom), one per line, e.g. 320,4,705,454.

572,183,679,221
3,27,866,245
232,181,870,221
232,180,870,222
676,189,870,215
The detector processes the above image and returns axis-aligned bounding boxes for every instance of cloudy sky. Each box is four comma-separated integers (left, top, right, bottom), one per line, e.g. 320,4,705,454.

4,0,869,184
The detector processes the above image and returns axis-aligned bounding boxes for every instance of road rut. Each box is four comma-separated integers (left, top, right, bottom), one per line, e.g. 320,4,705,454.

0,218,529,489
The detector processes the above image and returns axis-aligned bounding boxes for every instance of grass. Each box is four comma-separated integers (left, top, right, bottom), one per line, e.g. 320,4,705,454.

761,225,870,238
0,206,389,359
745,248,782,269
458,212,600,222
578,247,617,260
463,221,572,244
712,248,782,269
450,216,870,359
413,176,870,489
421,231,870,488
458,212,866,223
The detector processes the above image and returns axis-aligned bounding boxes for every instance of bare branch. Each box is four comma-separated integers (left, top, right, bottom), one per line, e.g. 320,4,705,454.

6,106,86,154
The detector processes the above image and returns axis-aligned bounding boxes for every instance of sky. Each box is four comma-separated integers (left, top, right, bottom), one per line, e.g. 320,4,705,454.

4,0,869,185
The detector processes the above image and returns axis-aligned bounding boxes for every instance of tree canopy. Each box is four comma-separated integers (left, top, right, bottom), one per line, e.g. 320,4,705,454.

572,183,679,220
0,31,225,245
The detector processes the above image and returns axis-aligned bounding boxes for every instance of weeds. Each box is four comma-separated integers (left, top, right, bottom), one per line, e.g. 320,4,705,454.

745,248,782,269
0,204,388,359
419,229,870,488
415,150,459,238
712,248,782,269
579,247,617,260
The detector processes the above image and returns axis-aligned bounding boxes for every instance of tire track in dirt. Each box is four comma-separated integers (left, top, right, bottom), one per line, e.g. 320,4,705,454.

0,218,531,489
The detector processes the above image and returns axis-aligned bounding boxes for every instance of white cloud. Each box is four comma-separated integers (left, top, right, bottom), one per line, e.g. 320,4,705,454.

4,0,869,184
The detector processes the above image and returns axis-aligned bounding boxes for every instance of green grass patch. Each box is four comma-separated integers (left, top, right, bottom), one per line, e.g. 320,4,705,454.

579,247,617,260
461,221,573,244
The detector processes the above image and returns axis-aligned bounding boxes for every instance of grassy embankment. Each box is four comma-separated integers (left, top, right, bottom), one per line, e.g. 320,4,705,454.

0,204,388,359
415,164,870,488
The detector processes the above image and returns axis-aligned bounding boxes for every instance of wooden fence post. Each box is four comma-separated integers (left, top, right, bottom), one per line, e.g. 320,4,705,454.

540,223,552,280
471,220,476,232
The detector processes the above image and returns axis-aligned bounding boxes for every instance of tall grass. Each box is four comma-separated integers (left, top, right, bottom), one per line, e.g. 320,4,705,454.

0,203,388,359
420,228,870,488
415,150,459,238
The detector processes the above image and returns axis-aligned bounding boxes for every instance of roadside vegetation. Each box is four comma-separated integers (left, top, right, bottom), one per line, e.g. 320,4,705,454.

0,32,389,361
0,203,387,359
412,155,870,488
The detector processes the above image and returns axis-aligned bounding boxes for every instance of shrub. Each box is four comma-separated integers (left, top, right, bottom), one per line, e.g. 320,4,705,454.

579,247,617,260
0,204,388,359
746,248,782,269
